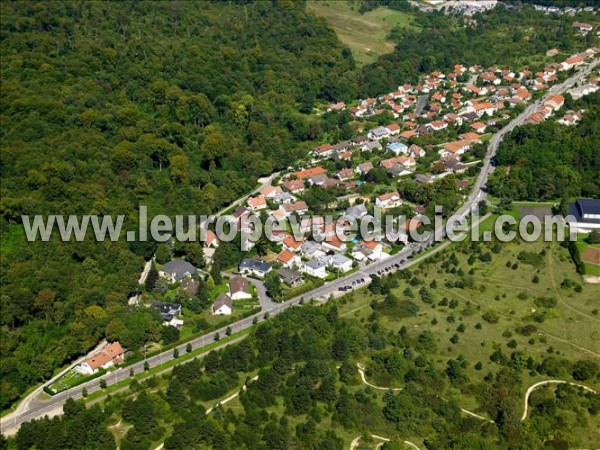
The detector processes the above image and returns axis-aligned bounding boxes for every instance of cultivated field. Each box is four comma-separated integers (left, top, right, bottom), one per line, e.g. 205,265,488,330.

307,1,415,65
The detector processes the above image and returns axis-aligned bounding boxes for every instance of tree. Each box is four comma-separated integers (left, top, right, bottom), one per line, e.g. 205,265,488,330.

144,361,150,371
186,343,192,353
155,244,171,264
162,325,180,345
145,264,159,291
265,271,283,301
82,388,88,398
225,326,232,336
173,348,179,359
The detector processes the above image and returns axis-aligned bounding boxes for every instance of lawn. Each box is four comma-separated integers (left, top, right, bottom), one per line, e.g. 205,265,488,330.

576,236,600,276
307,1,416,66
335,237,600,444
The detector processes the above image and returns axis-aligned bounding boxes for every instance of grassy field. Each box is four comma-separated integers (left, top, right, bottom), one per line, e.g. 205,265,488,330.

336,237,600,445
307,1,415,66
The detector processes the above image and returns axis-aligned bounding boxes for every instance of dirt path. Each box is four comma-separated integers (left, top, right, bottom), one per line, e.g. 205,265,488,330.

356,363,492,423
349,434,421,450
521,380,598,421
357,363,402,391
205,375,259,414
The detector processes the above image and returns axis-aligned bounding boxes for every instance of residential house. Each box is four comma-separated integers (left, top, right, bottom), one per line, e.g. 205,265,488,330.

159,260,197,283
470,122,487,133
380,156,415,170
272,191,296,205
307,173,328,186
282,201,309,217
361,141,382,152
292,166,327,180
368,126,390,140
573,22,593,34
352,240,383,261
300,241,326,259
558,110,583,126
239,259,271,278
301,258,328,278
440,140,472,158
282,179,305,194
76,342,125,375
444,157,467,174
282,235,303,252
345,204,368,221
321,235,347,253
459,132,481,142
355,161,374,175
247,196,267,211
376,192,402,209
473,102,496,117
351,135,370,146
212,294,232,316
202,229,219,248
229,276,252,300
337,168,355,181
427,120,448,132
388,165,412,177
399,130,418,140
387,142,408,156
277,268,305,287
415,174,433,184
327,102,346,112
328,254,353,273
261,185,283,199
277,249,301,269
313,143,335,158
544,94,565,111
386,123,401,135
408,144,425,158
151,301,184,327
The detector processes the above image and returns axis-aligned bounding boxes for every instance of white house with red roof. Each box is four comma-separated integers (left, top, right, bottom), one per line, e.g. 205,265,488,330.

77,342,125,375
376,192,402,209
277,249,301,269
247,196,267,211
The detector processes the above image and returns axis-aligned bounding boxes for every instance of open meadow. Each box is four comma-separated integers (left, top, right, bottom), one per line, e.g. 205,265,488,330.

307,1,415,66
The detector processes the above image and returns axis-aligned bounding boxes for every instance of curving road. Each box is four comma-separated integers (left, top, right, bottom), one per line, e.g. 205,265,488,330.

1,59,598,438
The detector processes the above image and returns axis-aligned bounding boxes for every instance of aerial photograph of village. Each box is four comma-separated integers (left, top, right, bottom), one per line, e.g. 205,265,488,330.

1,0,599,449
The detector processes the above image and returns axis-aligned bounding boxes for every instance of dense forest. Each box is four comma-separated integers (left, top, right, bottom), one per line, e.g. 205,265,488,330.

0,0,358,410
12,291,600,449
488,92,600,201
358,5,598,95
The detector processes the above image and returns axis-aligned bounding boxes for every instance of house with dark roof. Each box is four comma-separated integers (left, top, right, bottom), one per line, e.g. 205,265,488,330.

239,259,272,278
277,268,305,287
568,198,600,232
159,260,197,283
151,301,183,327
